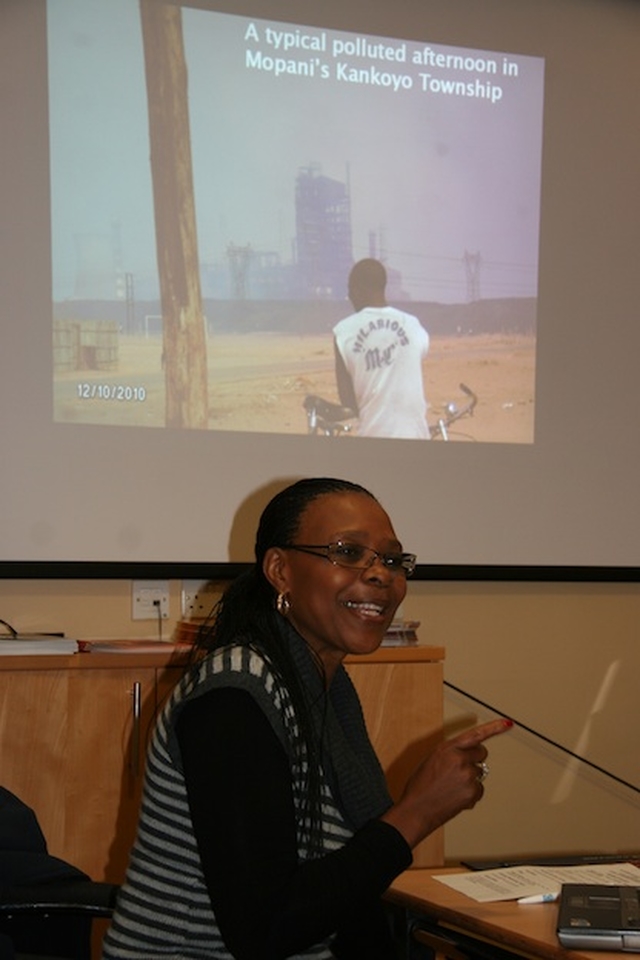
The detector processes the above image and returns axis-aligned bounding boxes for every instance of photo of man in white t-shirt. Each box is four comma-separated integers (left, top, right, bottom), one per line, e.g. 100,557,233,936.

333,259,430,439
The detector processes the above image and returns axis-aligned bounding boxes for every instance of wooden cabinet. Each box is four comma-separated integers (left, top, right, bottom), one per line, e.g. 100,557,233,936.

0,666,69,847
63,665,158,880
0,654,166,881
0,644,444,881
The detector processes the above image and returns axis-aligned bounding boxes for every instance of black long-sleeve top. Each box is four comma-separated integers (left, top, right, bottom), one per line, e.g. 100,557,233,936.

176,686,412,959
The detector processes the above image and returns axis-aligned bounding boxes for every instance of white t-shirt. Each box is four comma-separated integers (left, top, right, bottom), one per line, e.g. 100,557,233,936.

333,305,430,439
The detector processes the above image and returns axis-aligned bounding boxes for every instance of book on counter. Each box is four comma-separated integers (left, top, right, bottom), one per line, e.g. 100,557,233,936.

381,620,420,645
0,635,80,655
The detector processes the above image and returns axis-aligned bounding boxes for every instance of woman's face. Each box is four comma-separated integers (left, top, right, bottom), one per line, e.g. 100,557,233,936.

264,491,408,678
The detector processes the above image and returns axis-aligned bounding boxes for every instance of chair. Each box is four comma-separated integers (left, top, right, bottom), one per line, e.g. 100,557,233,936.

0,787,118,960
0,879,118,960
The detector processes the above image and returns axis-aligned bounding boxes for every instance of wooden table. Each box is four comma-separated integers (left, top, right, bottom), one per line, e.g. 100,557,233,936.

386,868,624,960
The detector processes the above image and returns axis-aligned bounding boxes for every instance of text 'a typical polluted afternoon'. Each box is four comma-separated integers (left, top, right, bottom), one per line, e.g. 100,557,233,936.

243,22,521,103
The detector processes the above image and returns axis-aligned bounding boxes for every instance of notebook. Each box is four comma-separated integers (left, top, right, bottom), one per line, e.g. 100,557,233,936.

557,884,640,952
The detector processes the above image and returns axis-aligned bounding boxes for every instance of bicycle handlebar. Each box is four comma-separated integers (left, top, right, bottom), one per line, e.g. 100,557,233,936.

303,384,477,439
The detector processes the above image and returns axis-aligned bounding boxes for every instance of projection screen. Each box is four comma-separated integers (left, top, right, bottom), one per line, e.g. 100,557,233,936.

1,0,639,578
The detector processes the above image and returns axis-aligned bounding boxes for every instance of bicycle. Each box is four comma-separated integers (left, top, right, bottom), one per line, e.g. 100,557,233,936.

430,383,478,440
303,383,477,440
302,395,358,437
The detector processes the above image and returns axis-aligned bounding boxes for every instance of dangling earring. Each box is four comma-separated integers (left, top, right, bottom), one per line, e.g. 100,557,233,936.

276,592,291,616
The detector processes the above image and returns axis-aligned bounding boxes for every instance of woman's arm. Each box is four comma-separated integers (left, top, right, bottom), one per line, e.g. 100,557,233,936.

381,718,512,848
176,687,410,959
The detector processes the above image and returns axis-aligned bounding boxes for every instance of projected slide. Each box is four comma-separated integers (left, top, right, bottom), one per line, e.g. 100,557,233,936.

49,0,544,442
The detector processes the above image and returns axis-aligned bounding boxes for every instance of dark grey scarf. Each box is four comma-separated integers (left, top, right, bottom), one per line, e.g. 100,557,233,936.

280,618,393,831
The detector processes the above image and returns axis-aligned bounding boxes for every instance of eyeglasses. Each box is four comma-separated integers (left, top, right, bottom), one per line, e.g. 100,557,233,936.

283,541,416,577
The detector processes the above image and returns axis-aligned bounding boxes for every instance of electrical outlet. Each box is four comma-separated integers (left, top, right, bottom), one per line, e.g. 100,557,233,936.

181,579,218,619
132,580,170,620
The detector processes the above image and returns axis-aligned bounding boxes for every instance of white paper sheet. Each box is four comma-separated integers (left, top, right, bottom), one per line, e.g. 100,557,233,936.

434,862,640,902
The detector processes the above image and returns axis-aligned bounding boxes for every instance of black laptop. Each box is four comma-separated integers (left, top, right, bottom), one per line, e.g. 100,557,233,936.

557,884,640,952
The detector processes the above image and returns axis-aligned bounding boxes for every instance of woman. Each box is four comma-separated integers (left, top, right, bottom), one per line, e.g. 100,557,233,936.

103,478,510,960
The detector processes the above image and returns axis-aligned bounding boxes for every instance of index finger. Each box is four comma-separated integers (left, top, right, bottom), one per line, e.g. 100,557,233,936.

451,718,513,750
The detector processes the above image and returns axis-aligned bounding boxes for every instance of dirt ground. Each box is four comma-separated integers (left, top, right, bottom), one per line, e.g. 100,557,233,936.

54,331,536,443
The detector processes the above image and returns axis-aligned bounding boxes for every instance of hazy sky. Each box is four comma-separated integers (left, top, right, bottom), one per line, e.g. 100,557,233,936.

48,0,544,302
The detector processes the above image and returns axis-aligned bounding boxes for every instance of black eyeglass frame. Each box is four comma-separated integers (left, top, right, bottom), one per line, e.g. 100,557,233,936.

282,541,417,576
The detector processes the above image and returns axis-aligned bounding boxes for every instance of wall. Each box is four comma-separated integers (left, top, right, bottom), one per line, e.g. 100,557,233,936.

403,580,640,862
1,576,638,862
